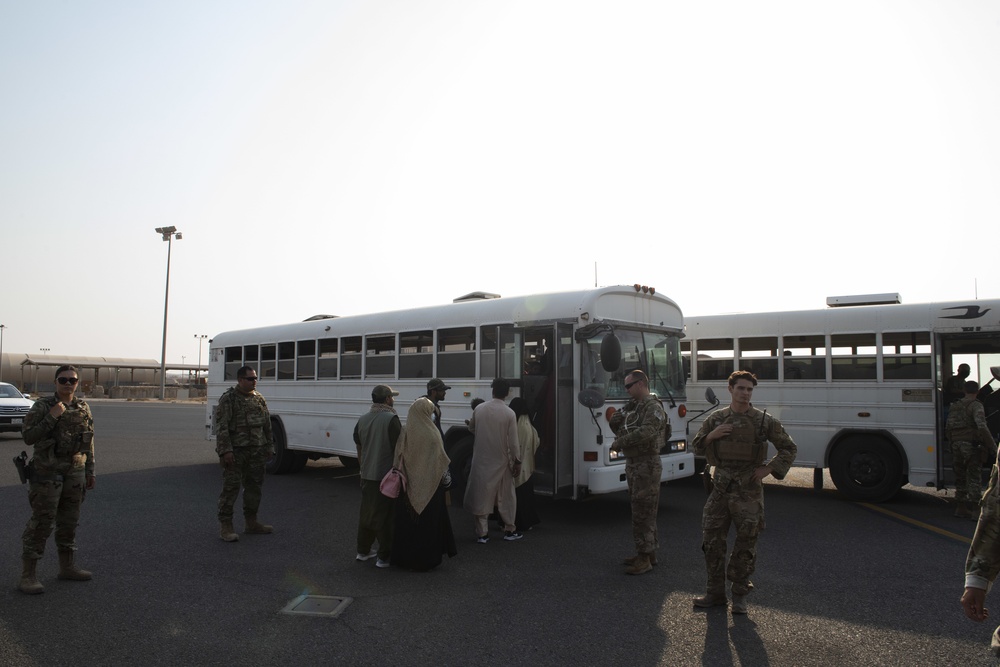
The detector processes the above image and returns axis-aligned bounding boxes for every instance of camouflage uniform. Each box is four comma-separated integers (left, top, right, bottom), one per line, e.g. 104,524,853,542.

692,406,796,597
215,387,274,522
966,463,1000,644
610,394,665,555
20,395,95,560
946,396,995,504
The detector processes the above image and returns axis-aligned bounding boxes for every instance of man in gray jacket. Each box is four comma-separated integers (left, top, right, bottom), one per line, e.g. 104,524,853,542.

353,385,401,567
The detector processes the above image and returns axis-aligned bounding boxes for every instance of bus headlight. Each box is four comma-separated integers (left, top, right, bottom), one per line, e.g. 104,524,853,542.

659,440,686,454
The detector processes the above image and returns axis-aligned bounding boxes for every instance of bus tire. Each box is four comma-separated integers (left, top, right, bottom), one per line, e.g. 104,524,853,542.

829,436,902,502
446,435,474,509
265,418,293,475
338,456,360,470
288,450,308,474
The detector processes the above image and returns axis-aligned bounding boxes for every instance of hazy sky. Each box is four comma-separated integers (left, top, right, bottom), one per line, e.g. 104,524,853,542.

2,1,998,364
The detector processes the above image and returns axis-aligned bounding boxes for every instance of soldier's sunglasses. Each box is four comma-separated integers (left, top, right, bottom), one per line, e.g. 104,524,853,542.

624,380,639,390
57,377,79,385
240,376,258,382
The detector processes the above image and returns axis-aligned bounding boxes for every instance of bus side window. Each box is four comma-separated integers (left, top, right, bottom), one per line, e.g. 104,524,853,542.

399,330,433,379
696,338,733,381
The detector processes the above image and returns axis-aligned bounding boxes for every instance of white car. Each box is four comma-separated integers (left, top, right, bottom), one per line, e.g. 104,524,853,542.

0,382,34,433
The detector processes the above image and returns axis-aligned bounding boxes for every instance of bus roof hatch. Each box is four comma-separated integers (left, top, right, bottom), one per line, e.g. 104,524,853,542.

826,293,902,307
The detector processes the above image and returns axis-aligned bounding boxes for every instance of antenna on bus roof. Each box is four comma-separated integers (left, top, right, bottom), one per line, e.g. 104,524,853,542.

826,293,902,308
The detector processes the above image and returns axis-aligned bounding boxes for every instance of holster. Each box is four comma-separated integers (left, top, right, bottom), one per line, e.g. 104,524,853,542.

13,451,29,484
702,465,713,494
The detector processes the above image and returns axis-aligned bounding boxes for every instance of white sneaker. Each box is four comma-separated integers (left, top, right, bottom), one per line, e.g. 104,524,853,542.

375,558,390,568
356,549,377,562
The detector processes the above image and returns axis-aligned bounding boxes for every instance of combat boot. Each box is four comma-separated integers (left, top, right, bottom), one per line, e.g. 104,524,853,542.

692,591,727,608
220,521,239,542
731,594,748,614
244,514,273,535
954,502,973,519
623,552,658,567
57,551,92,581
18,558,44,595
625,553,653,575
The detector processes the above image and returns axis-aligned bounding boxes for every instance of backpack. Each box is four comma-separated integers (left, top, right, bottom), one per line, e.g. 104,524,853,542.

946,400,976,434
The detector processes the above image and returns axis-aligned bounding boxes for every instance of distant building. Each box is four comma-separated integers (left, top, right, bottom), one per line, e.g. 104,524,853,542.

0,352,205,395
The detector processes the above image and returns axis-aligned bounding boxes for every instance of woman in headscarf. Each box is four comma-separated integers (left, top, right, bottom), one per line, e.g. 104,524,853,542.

390,396,457,571
510,396,541,532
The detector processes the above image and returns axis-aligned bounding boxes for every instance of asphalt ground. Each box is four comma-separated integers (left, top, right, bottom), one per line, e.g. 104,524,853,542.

0,401,996,666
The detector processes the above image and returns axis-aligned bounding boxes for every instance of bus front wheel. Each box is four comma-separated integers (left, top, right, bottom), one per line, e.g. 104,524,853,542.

829,437,903,502
338,456,360,470
446,436,474,508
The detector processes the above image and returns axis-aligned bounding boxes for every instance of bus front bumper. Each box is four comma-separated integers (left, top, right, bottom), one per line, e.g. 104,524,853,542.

586,452,695,494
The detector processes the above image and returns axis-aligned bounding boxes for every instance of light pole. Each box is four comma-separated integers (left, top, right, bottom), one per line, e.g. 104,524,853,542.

39,348,50,355
155,226,182,400
0,324,6,383
194,334,208,381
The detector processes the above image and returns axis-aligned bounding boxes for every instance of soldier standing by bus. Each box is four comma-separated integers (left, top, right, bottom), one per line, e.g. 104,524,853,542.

18,365,96,594
946,380,996,519
610,369,664,576
215,365,275,542
691,370,797,614
961,457,1000,654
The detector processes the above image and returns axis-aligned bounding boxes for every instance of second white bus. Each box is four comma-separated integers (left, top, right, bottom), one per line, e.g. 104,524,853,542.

682,295,1000,502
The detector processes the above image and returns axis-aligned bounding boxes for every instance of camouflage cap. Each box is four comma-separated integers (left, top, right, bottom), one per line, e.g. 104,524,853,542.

372,385,399,401
427,378,451,392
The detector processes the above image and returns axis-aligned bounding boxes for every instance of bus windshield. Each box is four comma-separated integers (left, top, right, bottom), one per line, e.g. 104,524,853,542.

584,329,685,400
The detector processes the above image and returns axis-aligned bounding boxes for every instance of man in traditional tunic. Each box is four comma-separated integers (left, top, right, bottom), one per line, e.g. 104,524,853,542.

464,379,522,543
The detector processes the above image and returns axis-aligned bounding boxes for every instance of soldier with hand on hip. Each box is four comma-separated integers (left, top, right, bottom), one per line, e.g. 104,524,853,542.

691,370,797,614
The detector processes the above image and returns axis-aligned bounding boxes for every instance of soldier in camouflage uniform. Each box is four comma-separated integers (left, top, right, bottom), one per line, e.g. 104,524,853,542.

946,380,996,519
610,370,665,575
215,365,275,542
691,370,796,614
18,365,96,595
962,459,1000,653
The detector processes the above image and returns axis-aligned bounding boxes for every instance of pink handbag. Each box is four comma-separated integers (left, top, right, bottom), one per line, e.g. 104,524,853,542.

379,468,406,498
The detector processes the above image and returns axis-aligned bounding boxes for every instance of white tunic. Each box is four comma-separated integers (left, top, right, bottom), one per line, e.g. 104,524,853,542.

464,398,520,517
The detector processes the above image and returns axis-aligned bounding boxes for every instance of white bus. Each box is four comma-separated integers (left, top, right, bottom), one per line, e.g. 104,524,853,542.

682,295,1000,502
206,285,694,501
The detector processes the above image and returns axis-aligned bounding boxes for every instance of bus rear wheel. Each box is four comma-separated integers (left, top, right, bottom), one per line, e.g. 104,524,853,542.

265,419,294,475
829,436,903,502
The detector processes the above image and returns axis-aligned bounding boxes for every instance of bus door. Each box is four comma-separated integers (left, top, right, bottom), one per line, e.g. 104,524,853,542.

935,332,1000,487
498,324,574,498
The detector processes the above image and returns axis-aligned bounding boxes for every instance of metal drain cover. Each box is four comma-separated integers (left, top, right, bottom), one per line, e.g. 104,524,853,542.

279,594,353,618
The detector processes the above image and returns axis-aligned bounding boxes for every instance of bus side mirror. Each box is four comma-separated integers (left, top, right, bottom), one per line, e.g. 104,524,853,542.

992,366,1000,383
578,389,606,409
705,387,720,406
600,333,621,372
